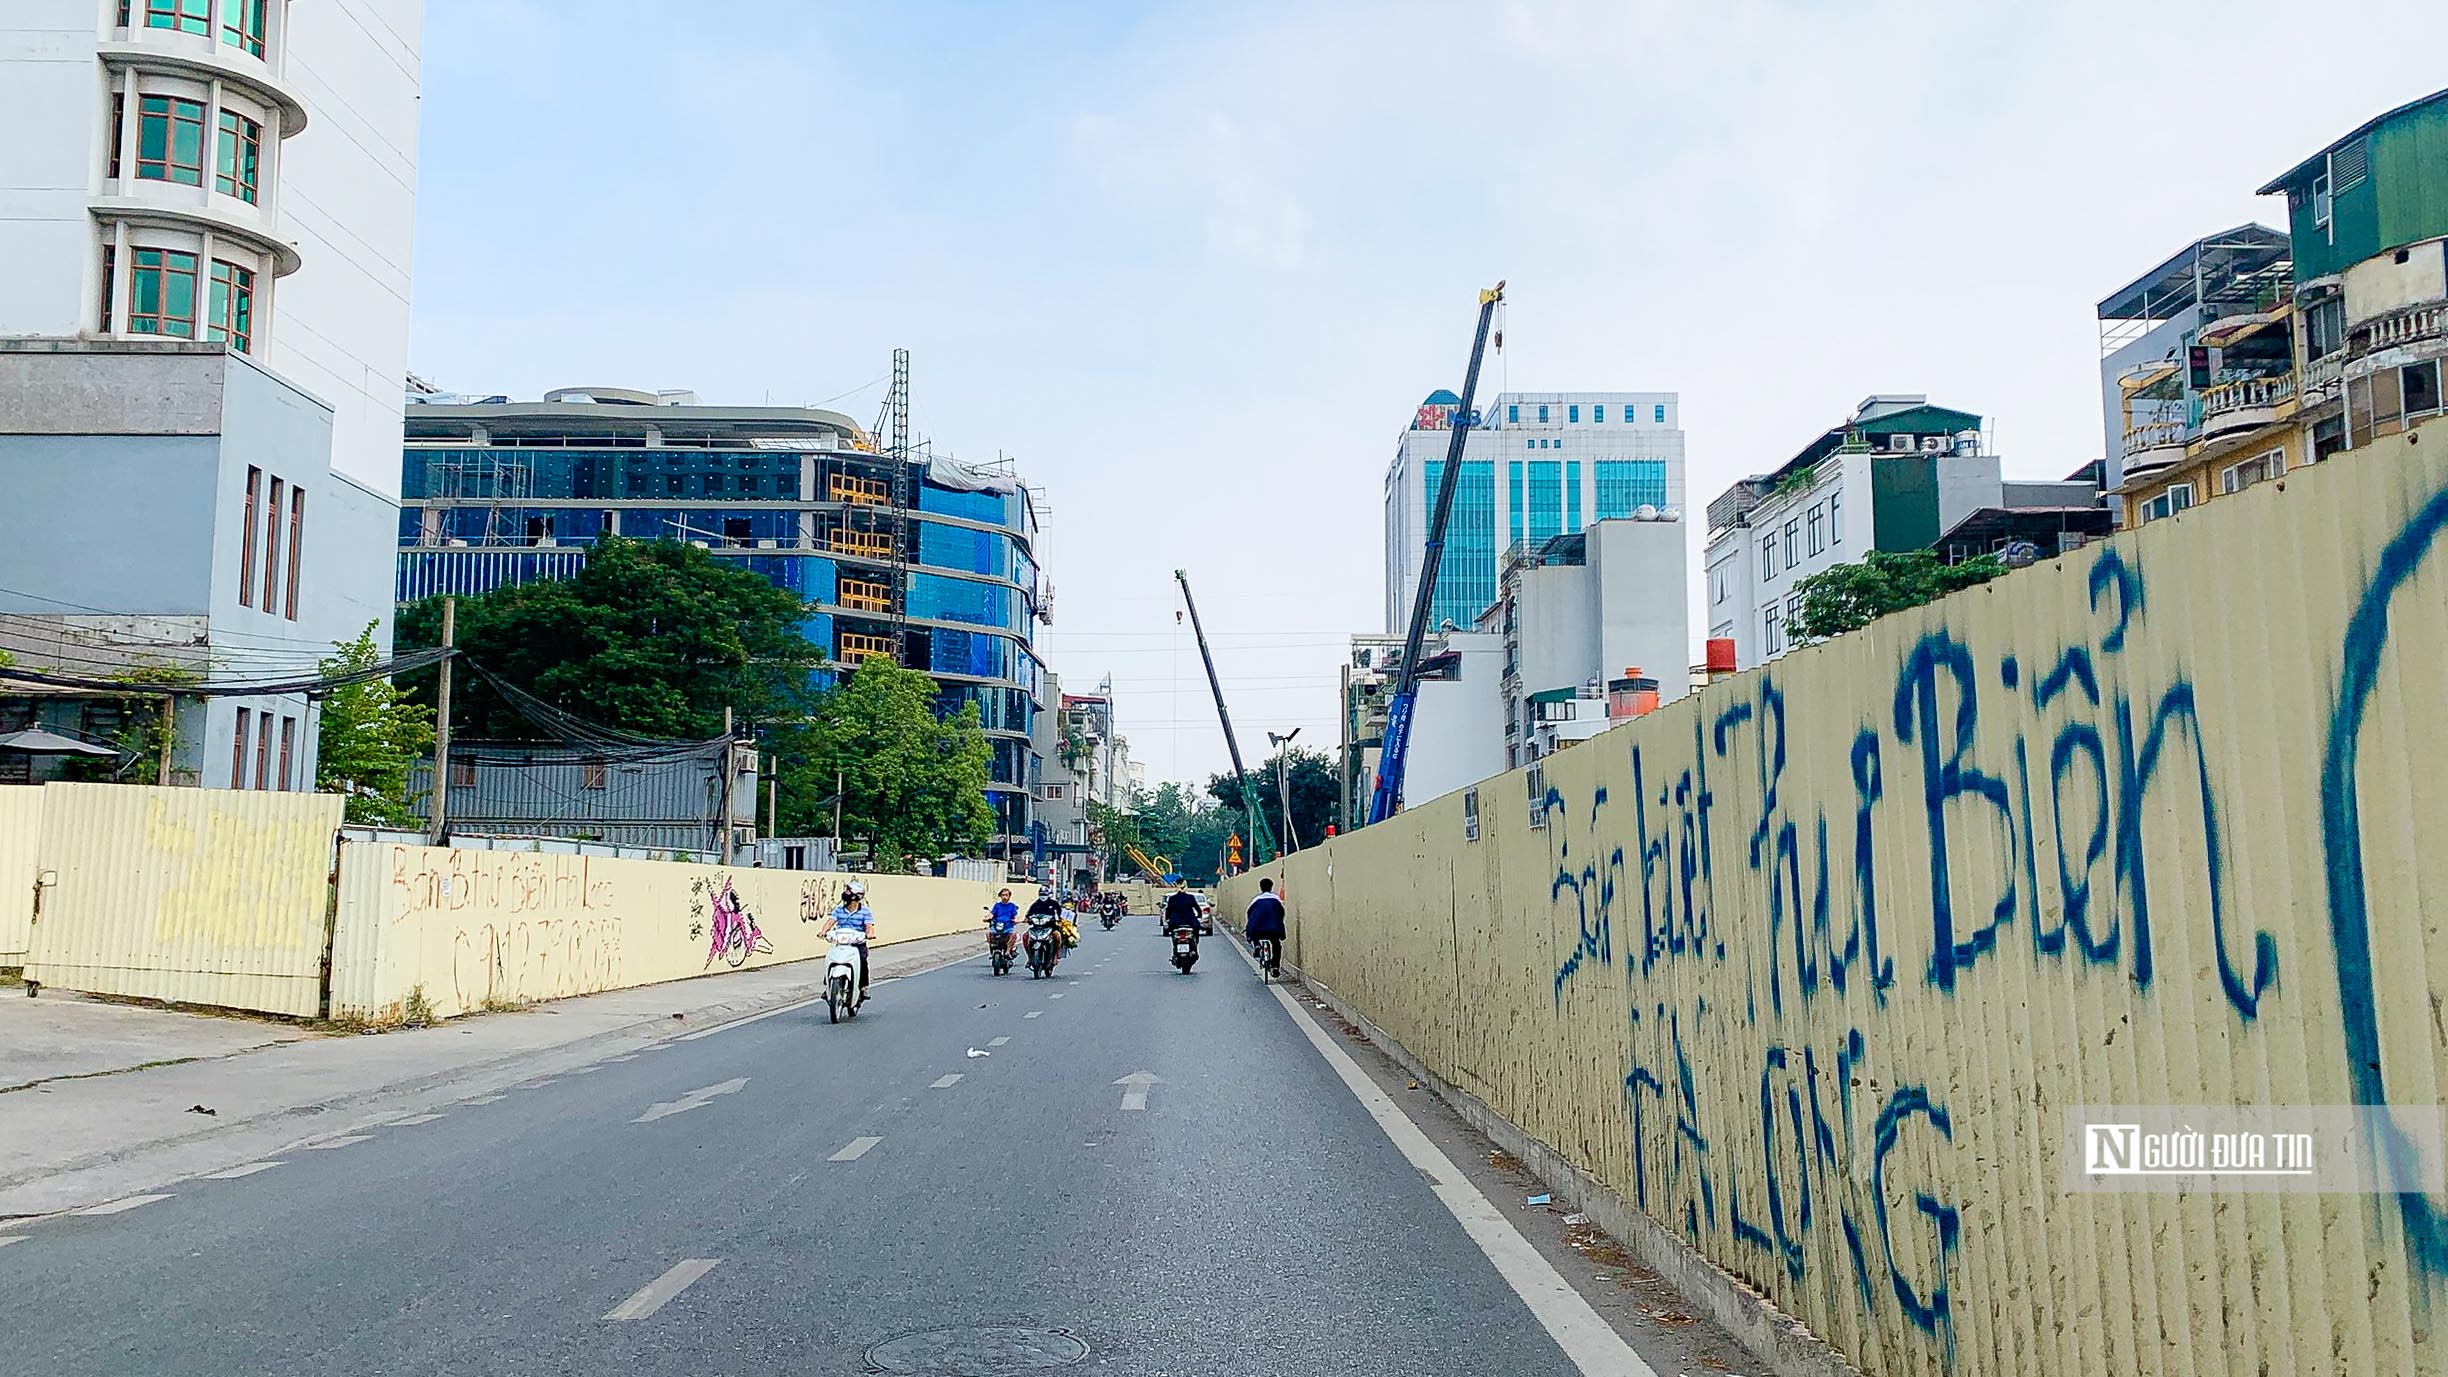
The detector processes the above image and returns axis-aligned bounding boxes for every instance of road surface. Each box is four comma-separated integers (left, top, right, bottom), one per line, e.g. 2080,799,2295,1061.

1,921,1753,1375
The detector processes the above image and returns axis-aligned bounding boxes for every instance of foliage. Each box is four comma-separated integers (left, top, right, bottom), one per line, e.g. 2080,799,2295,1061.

1786,550,2009,644
1083,798,1140,876
1207,747,1339,854
315,622,436,826
54,662,198,783
789,657,993,866
396,536,822,741
1126,781,1235,885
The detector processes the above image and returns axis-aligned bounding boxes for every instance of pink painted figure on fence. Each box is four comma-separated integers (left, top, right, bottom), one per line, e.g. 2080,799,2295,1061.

704,876,769,969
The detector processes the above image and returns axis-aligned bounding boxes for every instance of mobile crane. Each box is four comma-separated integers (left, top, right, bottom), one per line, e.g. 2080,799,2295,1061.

1367,281,1506,826
1174,568,1278,869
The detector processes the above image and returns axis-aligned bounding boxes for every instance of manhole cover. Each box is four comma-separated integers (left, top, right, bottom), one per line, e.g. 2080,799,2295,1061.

865,1326,1089,1375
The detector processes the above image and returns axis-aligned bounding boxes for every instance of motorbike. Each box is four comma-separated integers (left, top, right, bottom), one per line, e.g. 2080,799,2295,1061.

986,923,1017,976
1025,917,1061,978
1099,908,1120,930
1170,924,1200,974
825,927,867,1023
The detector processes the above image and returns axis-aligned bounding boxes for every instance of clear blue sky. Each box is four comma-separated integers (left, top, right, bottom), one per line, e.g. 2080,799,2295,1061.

411,0,2448,789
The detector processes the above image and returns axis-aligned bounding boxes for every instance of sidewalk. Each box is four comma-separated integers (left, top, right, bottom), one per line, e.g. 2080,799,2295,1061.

0,930,988,1219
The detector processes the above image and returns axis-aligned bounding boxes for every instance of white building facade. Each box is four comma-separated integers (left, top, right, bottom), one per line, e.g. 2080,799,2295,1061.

0,0,421,500
1494,514,1689,766
1383,390,1685,635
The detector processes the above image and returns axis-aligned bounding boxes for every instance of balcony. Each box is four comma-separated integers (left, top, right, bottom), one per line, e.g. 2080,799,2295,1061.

2199,371,2298,437
2119,419,2190,480
2367,301,2446,352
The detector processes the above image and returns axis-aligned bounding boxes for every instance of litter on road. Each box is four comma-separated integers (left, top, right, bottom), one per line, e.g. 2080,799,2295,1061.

965,1047,990,1058
1525,1193,1551,1207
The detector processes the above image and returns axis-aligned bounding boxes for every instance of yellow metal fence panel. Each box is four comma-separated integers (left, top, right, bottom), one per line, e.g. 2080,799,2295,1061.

1224,426,2448,1377
25,784,341,1017
329,840,1037,1021
0,785,42,964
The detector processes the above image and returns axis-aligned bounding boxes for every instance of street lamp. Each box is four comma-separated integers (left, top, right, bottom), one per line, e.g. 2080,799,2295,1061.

1265,727,1302,852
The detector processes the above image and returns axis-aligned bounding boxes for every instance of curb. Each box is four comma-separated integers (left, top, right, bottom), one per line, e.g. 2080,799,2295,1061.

1284,961,1867,1377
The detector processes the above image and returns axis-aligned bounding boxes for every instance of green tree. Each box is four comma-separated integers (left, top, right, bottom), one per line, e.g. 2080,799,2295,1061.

1083,798,1141,877
315,622,435,826
1206,747,1338,854
1125,781,1233,885
798,657,993,866
1786,549,2009,645
396,536,820,740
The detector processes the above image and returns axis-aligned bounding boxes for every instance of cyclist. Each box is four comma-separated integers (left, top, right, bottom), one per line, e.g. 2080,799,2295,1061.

1245,878,1287,977
818,882,877,1005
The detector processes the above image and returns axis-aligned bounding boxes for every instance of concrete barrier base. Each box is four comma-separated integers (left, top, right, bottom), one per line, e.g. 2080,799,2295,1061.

1290,962,1865,1377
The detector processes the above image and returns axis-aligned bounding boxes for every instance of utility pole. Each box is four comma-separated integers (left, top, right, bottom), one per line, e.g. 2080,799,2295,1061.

833,766,845,843
1267,727,1302,852
427,595,456,845
718,707,735,861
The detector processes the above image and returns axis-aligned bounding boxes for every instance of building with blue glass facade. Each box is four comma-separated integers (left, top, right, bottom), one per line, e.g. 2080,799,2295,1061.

1382,390,1686,633
395,388,1047,842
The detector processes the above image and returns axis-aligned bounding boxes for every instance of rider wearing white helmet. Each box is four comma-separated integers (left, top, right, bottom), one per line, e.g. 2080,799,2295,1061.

818,881,878,1005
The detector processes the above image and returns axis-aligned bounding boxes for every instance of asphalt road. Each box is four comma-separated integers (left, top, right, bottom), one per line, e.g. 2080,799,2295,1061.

0,921,1681,1376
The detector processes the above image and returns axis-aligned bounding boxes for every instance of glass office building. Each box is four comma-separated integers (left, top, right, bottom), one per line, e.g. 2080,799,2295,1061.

397,388,1046,841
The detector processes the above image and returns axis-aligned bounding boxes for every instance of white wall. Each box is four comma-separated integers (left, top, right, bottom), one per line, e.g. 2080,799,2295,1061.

0,1,107,338
2098,315,2192,489
1586,519,1690,706
275,0,422,500
1403,631,1505,808
1512,563,1593,697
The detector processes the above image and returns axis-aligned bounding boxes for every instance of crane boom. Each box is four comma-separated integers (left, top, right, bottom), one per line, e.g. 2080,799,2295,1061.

1173,568,1278,868
1368,280,1506,826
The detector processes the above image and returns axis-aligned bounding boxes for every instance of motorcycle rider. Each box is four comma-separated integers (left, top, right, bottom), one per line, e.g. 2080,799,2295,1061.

1026,890,1067,968
1163,881,1203,959
818,882,877,1005
1245,877,1287,977
984,888,1021,966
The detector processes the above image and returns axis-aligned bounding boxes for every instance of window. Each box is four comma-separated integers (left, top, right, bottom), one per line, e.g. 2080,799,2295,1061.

2223,449,2285,494
136,95,207,185
1761,534,1778,580
1593,460,1667,518
1784,519,1800,566
1807,504,1824,555
2312,415,2347,464
2405,360,2443,419
2304,296,2346,360
145,0,210,35
2352,367,2407,439
582,761,607,790
1508,461,1524,546
722,516,753,546
215,112,260,203
262,476,284,612
1828,490,1842,545
1713,570,1726,604
98,245,115,331
1593,406,1606,423
1528,461,1562,542
239,466,260,606
284,484,303,618
109,95,125,179
1565,461,1580,530
129,248,198,337
1538,404,1549,423
2312,170,2332,233
222,0,267,56
2139,483,2195,524
450,759,477,788
277,716,294,790
1507,404,1519,424
1654,404,1666,423
231,707,250,787
255,716,272,790
1764,607,1783,655
1568,405,1580,423
206,260,253,353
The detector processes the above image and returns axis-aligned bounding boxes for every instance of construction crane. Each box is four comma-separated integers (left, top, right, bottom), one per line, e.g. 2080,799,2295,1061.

1173,569,1278,868
1367,280,1506,826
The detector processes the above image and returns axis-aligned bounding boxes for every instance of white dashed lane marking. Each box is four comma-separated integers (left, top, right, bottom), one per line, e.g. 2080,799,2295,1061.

1024,1012,1043,1019
0,1236,22,1247
200,1161,283,1179
988,1037,1011,1047
829,1136,882,1162
76,1195,171,1215
603,1258,720,1321
930,1074,962,1089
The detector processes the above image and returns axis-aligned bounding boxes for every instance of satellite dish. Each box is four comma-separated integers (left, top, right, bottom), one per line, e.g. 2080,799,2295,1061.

1635,504,1660,521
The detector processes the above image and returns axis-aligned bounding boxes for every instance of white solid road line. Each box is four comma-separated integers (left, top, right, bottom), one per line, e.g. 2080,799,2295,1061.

200,1161,284,1180
606,1053,637,1062
988,1036,1011,1047
388,1113,445,1126
76,1195,172,1216
301,1135,372,1150
602,1258,720,1321
0,1236,22,1247
1240,943,1659,1377
633,1077,750,1124
829,1136,882,1162
463,1094,505,1105
675,993,827,1042
930,1074,963,1089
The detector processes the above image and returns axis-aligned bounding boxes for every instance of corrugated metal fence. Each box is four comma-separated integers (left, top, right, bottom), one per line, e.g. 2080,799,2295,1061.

24,785,339,1017
1225,424,2448,1377
0,785,41,964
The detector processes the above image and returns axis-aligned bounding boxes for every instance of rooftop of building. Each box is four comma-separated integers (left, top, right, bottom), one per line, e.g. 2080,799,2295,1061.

1704,396,1986,533
2096,224,2292,325
404,387,865,447
2258,86,2448,194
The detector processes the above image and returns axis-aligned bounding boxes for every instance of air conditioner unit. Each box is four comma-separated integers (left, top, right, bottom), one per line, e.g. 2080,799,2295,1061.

1921,435,1946,453
1888,434,1915,453
756,538,779,549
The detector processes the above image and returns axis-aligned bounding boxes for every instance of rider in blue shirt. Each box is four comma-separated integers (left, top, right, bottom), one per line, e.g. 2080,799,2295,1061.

985,888,1021,965
819,882,876,1004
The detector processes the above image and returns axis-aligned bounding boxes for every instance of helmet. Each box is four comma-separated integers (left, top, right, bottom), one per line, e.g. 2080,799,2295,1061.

843,881,866,898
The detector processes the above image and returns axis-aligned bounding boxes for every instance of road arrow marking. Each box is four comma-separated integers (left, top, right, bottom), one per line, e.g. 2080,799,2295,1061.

632,1077,750,1124
1115,1070,1162,1111
604,1258,720,1321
